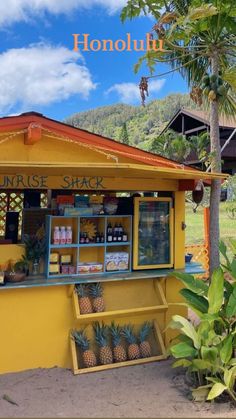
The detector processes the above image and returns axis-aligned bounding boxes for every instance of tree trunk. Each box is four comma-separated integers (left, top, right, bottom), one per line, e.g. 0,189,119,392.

209,52,222,274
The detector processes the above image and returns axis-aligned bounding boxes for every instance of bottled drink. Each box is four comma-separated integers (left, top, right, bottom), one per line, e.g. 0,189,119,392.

66,226,72,244
85,232,89,244
122,231,128,242
113,231,118,242
118,223,123,235
60,226,66,245
117,232,122,242
100,233,105,243
53,226,60,245
80,233,85,244
95,233,100,243
107,222,113,242
114,223,119,234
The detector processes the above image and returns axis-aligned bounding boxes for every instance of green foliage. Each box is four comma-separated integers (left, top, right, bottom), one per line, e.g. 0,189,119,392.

23,234,46,263
64,93,197,151
169,254,236,402
93,322,109,347
150,130,191,162
138,321,152,342
72,330,90,352
119,122,129,145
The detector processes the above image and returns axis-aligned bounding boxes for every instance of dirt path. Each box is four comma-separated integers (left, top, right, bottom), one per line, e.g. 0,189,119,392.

0,360,234,418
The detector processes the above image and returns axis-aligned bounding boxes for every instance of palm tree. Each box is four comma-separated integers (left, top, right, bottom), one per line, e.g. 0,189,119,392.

151,130,191,162
121,0,236,273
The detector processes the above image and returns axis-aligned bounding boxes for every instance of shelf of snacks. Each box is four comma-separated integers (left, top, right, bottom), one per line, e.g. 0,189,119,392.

70,319,167,375
72,279,168,322
45,214,132,278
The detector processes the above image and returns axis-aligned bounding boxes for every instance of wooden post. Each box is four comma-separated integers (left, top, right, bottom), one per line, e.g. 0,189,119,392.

204,207,210,257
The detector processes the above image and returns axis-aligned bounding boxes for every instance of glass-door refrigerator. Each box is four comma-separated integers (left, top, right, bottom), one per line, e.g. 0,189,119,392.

133,197,173,270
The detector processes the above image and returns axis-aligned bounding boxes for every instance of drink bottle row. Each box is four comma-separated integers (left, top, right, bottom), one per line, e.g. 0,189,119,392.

106,223,128,243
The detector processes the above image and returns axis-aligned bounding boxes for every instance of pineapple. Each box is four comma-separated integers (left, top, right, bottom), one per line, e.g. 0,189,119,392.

139,322,152,358
93,322,113,365
72,330,97,368
110,322,127,363
89,283,105,313
75,284,93,314
121,325,140,360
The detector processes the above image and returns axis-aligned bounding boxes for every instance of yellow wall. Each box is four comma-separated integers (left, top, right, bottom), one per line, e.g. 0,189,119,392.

0,133,138,165
0,285,75,374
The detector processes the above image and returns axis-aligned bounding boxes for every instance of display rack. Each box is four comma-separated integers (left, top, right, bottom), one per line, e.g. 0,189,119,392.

70,319,167,375
69,278,168,374
45,215,132,278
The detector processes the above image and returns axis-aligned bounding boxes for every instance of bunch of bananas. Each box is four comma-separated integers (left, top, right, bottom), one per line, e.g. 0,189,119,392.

201,74,227,102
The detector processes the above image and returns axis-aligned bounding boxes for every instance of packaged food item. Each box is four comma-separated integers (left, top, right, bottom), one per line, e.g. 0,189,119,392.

117,252,129,271
88,263,103,273
49,264,60,275
105,252,129,271
50,253,59,264
68,265,76,275
77,263,90,274
60,254,72,265
61,265,69,275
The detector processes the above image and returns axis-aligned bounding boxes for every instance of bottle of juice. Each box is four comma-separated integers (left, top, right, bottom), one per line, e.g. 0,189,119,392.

53,226,60,245
60,226,66,245
66,226,72,244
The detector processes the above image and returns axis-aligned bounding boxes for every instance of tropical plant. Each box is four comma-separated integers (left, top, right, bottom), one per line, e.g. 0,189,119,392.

121,325,140,360
119,122,129,145
189,132,211,167
151,130,191,162
22,234,46,263
71,329,97,368
75,284,93,315
121,0,236,274
110,322,127,362
169,265,236,402
138,321,152,358
89,282,105,313
93,322,113,365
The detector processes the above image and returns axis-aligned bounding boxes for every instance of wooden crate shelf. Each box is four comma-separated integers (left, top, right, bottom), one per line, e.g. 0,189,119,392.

70,320,167,375
72,279,168,322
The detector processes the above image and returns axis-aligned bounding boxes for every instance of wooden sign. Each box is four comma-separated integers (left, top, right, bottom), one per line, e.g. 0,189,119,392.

0,174,106,190
0,174,178,191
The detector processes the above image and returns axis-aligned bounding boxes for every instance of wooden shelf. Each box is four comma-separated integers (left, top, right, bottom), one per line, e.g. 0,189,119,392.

70,320,167,375
72,279,168,322
45,215,132,278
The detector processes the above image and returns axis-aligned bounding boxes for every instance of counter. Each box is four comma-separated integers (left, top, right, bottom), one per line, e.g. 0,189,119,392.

0,262,204,289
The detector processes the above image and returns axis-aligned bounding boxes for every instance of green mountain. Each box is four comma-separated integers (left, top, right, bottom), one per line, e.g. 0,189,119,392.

64,93,197,151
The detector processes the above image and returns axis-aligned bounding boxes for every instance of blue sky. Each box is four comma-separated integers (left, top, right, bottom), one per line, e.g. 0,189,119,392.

0,1,188,121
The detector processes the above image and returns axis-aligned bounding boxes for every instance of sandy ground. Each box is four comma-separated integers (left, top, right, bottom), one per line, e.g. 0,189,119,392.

0,359,235,418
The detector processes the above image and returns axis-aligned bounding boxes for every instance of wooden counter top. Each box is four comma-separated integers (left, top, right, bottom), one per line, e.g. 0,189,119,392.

0,262,205,290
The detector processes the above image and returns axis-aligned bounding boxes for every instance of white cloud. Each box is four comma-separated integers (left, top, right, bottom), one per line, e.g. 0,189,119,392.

0,0,126,26
106,79,166,104
0,44,96,113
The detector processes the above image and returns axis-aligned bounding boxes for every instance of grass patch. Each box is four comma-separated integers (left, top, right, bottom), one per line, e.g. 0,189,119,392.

185,202,236,246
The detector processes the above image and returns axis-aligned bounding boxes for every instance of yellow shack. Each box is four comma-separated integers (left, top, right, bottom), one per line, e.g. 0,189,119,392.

0,111,224,375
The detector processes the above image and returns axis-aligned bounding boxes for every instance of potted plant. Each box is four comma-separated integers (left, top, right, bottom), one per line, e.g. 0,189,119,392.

22,234,46,275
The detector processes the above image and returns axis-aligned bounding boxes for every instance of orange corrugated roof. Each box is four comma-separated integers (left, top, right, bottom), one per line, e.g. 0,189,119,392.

0,111,197,171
